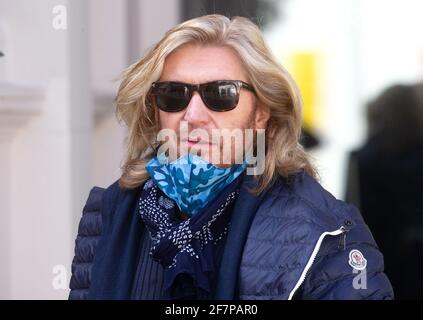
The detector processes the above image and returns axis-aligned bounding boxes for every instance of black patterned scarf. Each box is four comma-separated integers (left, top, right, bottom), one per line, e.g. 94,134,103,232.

138,174,243,299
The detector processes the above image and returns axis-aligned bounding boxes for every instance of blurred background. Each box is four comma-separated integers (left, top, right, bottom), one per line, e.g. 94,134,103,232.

0,0,422,299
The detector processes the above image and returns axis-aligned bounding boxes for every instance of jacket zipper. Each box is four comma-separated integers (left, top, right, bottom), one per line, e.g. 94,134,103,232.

287,226,347,300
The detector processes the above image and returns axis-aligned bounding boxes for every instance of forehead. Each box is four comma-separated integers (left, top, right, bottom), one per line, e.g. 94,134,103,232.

159,44,248,83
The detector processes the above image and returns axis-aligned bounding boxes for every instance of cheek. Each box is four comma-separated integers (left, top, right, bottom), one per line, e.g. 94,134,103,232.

159,111,183,130
218,95,255,128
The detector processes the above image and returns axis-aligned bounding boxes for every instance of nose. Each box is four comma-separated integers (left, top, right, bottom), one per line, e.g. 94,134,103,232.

182,92,210,125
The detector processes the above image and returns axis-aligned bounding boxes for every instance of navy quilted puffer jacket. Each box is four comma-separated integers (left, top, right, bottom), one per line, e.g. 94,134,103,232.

69,171,394,300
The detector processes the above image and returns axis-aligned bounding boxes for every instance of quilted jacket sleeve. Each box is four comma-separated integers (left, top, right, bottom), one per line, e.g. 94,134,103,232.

69,187,105,300
297,217,394,300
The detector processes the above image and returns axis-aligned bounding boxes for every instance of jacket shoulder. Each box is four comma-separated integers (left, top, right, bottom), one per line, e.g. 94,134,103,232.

68,180,120,300
240,171,393,299
274,172,394,299
260,171,362,231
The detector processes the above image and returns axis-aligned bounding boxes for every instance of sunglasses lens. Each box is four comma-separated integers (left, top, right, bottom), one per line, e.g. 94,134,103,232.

151,81,242,112
153,83,189,112
202,82,238,111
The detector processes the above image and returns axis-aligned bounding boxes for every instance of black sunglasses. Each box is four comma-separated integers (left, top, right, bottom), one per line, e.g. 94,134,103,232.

149,80,255,112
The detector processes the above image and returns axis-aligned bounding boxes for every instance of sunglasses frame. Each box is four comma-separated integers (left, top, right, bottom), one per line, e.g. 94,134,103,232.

149,80,255,112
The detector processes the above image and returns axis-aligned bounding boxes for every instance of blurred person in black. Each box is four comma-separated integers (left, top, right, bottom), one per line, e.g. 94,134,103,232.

345,83,423,299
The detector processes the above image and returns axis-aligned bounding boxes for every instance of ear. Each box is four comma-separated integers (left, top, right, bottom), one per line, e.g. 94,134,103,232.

254,102,270,130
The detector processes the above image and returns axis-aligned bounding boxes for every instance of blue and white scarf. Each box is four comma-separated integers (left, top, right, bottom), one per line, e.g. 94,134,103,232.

145,153,247,217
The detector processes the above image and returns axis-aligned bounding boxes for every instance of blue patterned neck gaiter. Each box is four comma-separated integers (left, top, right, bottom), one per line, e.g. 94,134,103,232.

145,153,247,217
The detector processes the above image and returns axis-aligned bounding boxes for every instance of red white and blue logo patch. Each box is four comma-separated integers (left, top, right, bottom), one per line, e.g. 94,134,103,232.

348,249,367,270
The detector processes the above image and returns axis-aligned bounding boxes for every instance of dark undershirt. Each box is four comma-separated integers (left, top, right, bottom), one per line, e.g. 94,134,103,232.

131,205,232,300
130,223,166,300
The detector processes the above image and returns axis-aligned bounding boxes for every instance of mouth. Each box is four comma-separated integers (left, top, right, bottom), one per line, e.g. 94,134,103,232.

186,138,212,147
177,136,214,147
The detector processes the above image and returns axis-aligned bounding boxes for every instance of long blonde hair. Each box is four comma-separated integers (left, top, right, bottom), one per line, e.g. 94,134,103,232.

116,14,318,193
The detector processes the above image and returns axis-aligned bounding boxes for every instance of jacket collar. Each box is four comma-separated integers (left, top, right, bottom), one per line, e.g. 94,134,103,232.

214,173,272,299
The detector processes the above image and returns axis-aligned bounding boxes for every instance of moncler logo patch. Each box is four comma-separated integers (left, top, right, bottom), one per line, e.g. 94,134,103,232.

349,249,367,270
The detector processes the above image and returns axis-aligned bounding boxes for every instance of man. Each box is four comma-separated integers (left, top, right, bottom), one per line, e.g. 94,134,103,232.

69,14,393,300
